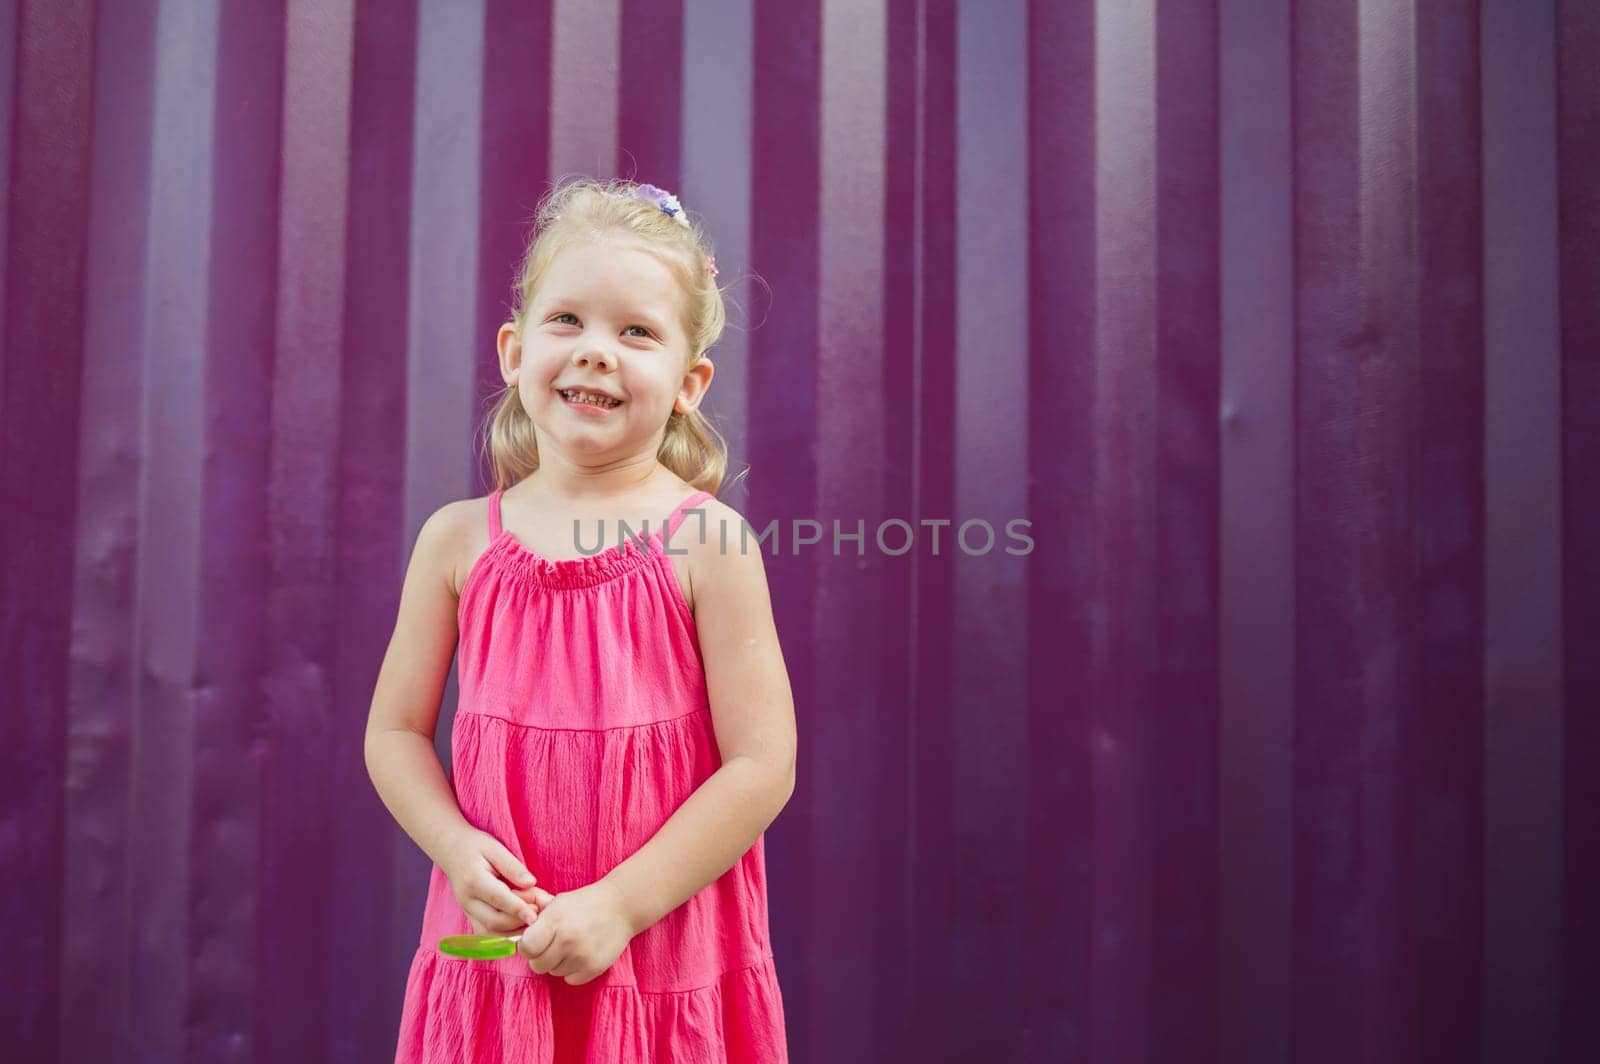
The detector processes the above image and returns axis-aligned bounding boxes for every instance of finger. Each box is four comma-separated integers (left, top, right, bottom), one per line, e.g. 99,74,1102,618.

482,842,537,890
464,898,519,935
518,922,557,972
512,889,550,928
535,947,567,977
474,891,526,931
477,874,539,926
463,900,495,935
512,884,558,911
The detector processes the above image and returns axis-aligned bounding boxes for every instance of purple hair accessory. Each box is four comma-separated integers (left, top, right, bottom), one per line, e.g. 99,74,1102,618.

629,183,690,229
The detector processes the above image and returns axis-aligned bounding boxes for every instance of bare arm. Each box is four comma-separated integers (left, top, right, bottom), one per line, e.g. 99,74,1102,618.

363,502,476,868
602,506,798,934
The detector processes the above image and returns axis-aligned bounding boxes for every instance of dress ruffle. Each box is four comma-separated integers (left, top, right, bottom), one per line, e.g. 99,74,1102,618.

471,527,674,591
395,947,788,1064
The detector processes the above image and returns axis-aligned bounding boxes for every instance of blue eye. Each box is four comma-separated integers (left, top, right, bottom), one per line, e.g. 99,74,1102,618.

551,313,651,339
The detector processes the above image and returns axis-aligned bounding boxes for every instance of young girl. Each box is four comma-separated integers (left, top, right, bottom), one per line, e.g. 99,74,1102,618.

365,179,795,1062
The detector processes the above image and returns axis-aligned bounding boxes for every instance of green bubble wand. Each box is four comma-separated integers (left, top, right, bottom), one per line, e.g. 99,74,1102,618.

437,932,525,960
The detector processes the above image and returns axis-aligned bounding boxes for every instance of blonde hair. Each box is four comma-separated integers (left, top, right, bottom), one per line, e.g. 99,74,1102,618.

478,177,731,494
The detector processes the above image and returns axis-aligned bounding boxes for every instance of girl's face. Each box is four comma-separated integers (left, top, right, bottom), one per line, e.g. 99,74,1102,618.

500,236,711,461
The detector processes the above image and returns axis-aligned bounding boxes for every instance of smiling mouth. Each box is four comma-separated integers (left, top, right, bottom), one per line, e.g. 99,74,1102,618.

558,389,623,409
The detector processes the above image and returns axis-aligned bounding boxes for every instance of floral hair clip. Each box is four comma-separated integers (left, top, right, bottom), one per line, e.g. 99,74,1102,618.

629,183,691,230
706,255,719,278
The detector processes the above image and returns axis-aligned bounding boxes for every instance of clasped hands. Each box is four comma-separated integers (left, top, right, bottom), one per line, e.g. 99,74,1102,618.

441,827,638,986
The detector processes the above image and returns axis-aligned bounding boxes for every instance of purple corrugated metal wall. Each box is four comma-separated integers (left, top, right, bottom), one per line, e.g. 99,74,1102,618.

1,0,1595,1061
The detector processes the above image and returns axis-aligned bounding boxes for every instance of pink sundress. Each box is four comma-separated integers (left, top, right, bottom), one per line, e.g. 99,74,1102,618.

393,488,788,1062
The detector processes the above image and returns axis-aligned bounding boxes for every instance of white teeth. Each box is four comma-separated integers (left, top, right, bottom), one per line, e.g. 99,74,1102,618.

561,389,620,408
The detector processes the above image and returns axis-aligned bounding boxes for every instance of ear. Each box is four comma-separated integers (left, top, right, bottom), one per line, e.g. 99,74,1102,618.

497,322,522,385
673,357,715,416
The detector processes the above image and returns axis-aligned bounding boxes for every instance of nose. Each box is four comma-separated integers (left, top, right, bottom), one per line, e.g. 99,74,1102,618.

571,341,615,372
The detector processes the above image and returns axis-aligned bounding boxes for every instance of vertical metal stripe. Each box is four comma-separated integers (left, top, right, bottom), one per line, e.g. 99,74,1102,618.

812,0,887,1055
1218,1,1296,1060
58,1,155,1057
258,0,356,1060
1482,0,1563,1058
1151,0,1222,1056
129,1,218,1057
907,0,958,1056
0,0,17,364
952,0,1030,1054
616,0,682,181
0,1,95,1057
681,0,753,511
187,0,288,1057
1409,0,1487,1054
1024,0,1097,1057
408,0,485,532
750,1,822,1056
550,0,620,179
1353,0,1421,1055
879,1,922,1053
1091,0,1159,1058
1557,0,1600,1055
1289,0,1364,1056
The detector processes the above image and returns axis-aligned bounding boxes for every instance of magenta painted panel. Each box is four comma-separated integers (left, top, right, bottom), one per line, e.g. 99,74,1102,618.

0,1,1595,1062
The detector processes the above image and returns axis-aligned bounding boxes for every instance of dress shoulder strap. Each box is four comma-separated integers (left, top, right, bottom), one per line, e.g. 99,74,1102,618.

487,490,503,539
665,490,713,541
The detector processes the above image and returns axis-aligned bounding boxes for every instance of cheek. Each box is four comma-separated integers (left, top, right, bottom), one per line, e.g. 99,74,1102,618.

522,357,562,394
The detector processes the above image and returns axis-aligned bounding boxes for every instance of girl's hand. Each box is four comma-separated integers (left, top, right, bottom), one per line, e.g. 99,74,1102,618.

512,882,559,912
438,827,543,936
516,880,636,986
